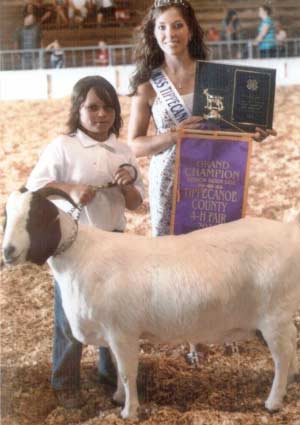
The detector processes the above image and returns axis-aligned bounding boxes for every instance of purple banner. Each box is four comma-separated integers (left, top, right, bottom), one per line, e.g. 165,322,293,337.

171,135,251,235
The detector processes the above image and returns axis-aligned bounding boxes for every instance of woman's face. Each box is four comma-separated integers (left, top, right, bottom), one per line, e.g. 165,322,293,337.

154,7,191,57
259,7,266,19
79,88,116,141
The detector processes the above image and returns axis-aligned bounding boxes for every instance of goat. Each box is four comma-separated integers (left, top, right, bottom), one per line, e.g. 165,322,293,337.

2,187,300,420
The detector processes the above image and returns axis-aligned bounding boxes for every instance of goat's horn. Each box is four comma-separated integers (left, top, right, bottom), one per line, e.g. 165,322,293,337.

36,187,78,208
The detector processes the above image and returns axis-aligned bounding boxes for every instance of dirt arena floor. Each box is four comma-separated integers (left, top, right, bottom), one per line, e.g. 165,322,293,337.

1,86,300,425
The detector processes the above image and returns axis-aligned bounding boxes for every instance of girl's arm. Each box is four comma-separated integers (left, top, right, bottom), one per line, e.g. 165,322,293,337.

44,181,96,205
114,167,143,210
120,184,143,210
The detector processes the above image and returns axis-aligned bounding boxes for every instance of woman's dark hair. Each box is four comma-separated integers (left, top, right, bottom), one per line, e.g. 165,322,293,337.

67,75,123,137
130,0,208,94
261,5,272,16
225,9,237,25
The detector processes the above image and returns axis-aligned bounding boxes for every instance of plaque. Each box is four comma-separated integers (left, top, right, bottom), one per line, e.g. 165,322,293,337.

193,61,276,133
170,130,252,235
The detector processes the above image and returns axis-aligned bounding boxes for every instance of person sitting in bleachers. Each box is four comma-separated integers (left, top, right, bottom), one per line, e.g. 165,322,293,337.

23,0,54,25
94,0,116,26
54,0,69,27
68,0,88,25
35,0,56,25
115,1,130,24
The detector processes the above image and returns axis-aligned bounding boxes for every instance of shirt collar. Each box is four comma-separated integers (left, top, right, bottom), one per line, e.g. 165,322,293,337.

76,128,116,150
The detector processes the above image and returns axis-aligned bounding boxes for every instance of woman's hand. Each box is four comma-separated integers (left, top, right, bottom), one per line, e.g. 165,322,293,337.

176,116,204,130
253,127,277,142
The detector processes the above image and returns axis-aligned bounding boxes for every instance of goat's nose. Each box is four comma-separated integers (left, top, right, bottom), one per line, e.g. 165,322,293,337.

3,245,16,260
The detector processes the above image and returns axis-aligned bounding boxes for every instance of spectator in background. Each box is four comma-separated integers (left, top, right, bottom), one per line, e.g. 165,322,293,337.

221,9,240,59
54,0,69,27
254,5,276,58
276,21,287,57
68,0,88,25
115,1,130,24
206,27,220,59
95,40,109,65
34,0,56,25
206,26,220,42
14,14,43,69
95,0,116,26
221,9,240,42
23,1,38,17
46,39,65,68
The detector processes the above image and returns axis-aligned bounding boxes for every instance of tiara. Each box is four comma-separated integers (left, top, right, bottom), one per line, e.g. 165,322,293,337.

154,0,187,8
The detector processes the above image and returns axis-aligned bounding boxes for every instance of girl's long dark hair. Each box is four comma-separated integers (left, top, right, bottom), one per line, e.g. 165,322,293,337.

130,0,208,95
67,75,123,136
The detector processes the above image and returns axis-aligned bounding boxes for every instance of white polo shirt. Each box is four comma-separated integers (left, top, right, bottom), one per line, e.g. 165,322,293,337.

26,129,144,231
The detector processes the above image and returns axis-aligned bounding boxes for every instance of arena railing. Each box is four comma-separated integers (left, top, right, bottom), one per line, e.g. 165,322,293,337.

1,39,300,71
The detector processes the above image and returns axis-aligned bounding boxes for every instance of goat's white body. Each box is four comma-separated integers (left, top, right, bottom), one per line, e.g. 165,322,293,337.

48,213,300,418
3,191,300,420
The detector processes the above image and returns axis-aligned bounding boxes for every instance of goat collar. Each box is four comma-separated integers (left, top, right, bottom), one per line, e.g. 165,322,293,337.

53,214,78,257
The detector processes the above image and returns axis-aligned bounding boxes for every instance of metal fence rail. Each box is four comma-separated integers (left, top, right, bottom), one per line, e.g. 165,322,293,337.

1,39,300,71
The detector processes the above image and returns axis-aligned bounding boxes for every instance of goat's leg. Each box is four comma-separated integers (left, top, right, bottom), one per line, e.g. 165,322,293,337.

110,351,125,405
261,321,294,411
109,336,139,420
288,322,299,383
113,370,125,405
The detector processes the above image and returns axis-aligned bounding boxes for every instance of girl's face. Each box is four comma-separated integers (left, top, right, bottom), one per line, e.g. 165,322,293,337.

79,88,116,141
154,7,191,57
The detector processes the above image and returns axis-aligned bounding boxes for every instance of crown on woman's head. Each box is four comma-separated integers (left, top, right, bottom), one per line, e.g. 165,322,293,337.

154,0,187,8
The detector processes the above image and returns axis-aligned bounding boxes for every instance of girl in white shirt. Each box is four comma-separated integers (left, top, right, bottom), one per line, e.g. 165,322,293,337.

26,75,144,408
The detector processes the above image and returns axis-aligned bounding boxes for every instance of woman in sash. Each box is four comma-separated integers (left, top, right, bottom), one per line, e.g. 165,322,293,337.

128,0,276,237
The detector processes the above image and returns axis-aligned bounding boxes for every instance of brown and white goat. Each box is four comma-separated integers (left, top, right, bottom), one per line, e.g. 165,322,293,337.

2,187,300,419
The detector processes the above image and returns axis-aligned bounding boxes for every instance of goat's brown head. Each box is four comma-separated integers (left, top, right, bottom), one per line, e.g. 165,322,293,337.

2,187,77,266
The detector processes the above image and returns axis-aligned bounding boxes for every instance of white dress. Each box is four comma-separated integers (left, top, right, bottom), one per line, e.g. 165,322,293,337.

149,93,193,236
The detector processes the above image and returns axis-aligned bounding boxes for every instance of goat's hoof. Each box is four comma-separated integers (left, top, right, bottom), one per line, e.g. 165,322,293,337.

265,398,282,412
113,390,125,406
120,407,138,420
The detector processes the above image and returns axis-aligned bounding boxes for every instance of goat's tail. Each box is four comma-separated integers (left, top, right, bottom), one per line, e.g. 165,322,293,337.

283,207,300,224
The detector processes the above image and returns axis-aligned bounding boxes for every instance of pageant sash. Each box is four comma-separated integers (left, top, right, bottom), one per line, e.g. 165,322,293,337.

170,130,253,235
150,68,191,125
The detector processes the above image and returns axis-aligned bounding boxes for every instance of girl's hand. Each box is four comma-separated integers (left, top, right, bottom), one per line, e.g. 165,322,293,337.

253,127,277,142
113,167,135,187
70,184,97,205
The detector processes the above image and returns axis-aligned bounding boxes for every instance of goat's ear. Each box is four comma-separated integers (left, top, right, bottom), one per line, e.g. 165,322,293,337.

36,187,78,209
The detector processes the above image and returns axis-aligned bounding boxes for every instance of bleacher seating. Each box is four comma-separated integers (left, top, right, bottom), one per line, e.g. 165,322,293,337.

42,25,136,48
1,0,300,52
0,0,145,50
